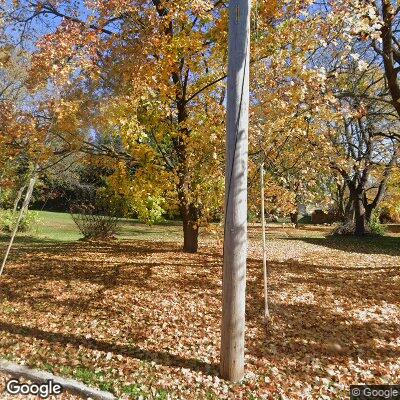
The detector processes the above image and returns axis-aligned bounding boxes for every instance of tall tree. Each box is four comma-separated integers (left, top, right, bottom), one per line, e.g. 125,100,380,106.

6,0,229,252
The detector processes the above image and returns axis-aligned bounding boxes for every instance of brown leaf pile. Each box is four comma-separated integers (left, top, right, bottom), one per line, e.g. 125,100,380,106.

0,226,399,399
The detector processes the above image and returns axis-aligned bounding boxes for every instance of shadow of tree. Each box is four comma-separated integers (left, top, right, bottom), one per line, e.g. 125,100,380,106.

244,252,400,380
0,238,398,384
0,240,222,377
0,321,218,375
285,235,400,256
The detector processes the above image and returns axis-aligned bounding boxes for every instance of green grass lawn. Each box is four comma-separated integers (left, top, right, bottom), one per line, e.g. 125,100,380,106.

0,210,184,244
35,211,83,242
0,210,398,253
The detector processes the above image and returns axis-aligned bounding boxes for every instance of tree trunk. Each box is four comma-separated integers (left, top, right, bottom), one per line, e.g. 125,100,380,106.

381,2,400,119
336,182,347,221
153,0,200,253
354,193,366,236
290,212,299,228
344,199,354,223
182,204,199,253
176,141,200,253
177,163,200,253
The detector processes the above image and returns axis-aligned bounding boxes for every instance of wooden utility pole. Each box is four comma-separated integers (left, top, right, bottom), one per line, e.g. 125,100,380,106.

220,0,251,382
260,163,269,319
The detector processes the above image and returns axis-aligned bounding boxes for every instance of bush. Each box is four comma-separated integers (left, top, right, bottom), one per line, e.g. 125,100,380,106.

369,211,387,236
331,211,386,236
247,210,259,223
298,214,312,224
69,184,122,240
135,195,166,225
0,210,40,233
70,204,119,240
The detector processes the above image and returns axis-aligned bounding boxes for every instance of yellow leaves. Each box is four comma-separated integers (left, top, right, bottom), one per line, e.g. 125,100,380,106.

53,98,84,133
106,162,178,224
259,0,280,19
250,5,338,207
190,0,214,22
9,0,351,226
0,101,42,148
30,20,102,89
0,48,11,67
381,169,400,222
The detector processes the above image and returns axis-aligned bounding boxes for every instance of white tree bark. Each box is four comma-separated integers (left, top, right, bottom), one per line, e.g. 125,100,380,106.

12,185,27,214
220,0,251,382
0,175,37,277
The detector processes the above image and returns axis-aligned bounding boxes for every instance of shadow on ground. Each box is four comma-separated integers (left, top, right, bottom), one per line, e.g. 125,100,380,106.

0,238,398,382
286,234,400,256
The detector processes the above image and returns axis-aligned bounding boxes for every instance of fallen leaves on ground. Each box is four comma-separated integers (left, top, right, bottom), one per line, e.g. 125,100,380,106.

0,226,399,399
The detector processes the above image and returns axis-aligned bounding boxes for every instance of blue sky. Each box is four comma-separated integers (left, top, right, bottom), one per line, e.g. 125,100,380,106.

5,0,93,50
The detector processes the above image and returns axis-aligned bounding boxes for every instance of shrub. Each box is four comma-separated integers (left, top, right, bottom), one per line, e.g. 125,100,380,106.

0,210,40,233
247,210,258,223
69,184,122,240
331,211,386,236
136,195,165,225
369,210,387,236
70,203,119,240
298,214,312,224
